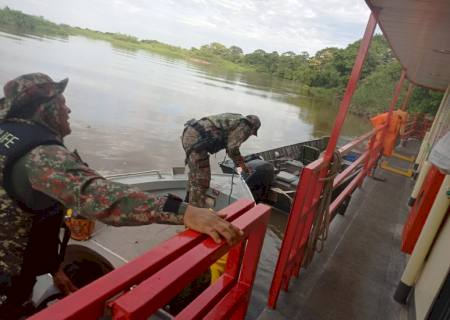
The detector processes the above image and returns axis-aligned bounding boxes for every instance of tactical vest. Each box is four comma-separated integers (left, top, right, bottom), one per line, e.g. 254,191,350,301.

198,113,248,154
0,121,65,287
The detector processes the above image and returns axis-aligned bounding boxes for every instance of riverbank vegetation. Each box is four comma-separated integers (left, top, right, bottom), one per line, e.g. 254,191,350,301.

0,7,442,116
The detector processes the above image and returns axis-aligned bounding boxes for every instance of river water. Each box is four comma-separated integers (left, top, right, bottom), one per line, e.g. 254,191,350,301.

0,30,370,318
0,31,369,174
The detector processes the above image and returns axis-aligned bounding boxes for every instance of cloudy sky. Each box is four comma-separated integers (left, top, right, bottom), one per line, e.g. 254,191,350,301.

0,0,371,54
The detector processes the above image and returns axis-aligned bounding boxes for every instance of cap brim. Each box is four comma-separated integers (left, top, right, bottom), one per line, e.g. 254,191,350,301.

57,78,69,94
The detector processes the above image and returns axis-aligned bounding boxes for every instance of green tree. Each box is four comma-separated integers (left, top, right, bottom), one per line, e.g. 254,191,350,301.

228,45,244,62
409,87,444,114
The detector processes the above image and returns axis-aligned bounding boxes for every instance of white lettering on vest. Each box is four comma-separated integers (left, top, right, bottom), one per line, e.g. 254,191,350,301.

0,131,20,149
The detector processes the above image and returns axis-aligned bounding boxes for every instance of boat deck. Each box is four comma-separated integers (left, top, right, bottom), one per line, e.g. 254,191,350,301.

253,141,420,320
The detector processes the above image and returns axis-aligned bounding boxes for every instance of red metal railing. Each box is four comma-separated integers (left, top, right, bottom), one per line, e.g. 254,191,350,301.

400,82,432,142
267,10,411,308
30,199,271,320
267,127,384,306
267,11,380,308
401,114,433,141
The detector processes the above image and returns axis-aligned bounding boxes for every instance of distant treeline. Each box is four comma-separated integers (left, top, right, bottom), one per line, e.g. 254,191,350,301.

0,7,442,116
191,37,443,116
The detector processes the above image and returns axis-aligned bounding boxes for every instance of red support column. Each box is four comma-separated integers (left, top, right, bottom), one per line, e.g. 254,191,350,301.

267,10,379,309
401,83,414,110
322,11,379,163
363,133,377,177
379,69,406,154
268,167,315,294
401,166,445,253
291,169,322,275
387,69,406,120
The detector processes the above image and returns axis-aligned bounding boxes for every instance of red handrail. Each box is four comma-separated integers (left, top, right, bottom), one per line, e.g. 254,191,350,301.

267,58,409,311
30,199,271,320
267,10,380,308
401,114,433,141
267,127,384,308
333,149,368,188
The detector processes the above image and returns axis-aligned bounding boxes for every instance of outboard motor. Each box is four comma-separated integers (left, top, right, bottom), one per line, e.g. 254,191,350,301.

242,159,274,202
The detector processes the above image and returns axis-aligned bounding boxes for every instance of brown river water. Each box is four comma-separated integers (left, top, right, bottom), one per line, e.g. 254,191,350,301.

0,30,370,318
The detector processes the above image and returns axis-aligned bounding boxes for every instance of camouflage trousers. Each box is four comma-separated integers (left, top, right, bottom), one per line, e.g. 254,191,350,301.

182,127,211,208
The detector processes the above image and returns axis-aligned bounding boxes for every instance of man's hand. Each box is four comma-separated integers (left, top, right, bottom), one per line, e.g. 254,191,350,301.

241,165,251,175
53,267,78,296
183,205,244,245
237,157,251,175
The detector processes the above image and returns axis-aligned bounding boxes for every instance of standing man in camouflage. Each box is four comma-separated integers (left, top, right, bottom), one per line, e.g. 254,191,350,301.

0,73,243,319
182,113,261,208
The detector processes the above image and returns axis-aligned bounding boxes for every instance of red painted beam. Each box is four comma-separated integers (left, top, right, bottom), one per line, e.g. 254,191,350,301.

30,199,255,320
175,276,235,320
337,130,374,156
203,284,247,320
379,69,407,153
400,83,414,110
323,11,379,163
268,167,315,307
401,166,445,253
111,204,271,319
329,170,366,215
333,150,369,188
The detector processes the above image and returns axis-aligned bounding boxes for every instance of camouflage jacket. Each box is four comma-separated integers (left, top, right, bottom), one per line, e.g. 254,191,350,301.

223,122,252,163
0,142,185,279
199,114,253,163
24,144,186,225
0,120,65,279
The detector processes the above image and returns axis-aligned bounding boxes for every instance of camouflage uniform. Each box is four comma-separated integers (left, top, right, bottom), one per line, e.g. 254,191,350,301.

0,73,187,317
182,113,260,207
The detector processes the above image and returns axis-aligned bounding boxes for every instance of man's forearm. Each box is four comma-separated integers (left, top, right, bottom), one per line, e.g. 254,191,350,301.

228,148,244,168
71,179,187,226
237,157,248,172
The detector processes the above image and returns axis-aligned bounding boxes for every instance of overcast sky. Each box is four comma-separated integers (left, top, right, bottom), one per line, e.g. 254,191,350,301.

0,0,371,55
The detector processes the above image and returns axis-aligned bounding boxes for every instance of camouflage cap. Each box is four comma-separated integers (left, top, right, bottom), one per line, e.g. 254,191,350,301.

0,73,68,120
246,115,261,136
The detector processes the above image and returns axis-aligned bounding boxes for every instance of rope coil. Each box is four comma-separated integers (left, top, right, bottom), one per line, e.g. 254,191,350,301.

303,151,342,267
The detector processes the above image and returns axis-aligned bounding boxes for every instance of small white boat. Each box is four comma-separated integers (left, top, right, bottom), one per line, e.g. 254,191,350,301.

31,168,254,311
220,137,361,215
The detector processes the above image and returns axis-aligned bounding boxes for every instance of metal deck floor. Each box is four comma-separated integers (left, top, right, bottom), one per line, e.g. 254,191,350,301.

255,143,419,320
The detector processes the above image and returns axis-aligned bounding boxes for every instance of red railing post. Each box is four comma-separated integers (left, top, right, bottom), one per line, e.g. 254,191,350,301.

322,12,378,163
399,82,413,145
109,203,271,320
267,11,379,309
30,200,271,320
379,69,406,154
267,167,315,306
400,83,414,111
229,217,268,319
363,132,377,177
202,205,271,320
401,166,445,253
290,170,322,277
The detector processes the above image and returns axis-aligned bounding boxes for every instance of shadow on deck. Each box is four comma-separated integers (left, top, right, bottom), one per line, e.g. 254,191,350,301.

254,141,420,320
